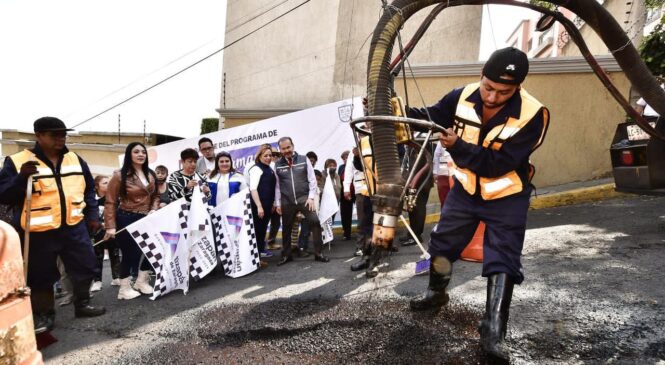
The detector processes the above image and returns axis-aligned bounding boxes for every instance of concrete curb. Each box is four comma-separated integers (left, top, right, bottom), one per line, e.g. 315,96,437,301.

419,183,627,225
528,183,627,210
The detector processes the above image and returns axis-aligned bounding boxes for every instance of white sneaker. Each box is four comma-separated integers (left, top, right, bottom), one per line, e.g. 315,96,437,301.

133,270,154,295
117,278,141,300
111,278,121,286
354,249,363,257
90,280,103,292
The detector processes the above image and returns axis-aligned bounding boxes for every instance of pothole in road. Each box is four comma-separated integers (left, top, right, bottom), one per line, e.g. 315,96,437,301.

142,299,485,364
132,299,664,364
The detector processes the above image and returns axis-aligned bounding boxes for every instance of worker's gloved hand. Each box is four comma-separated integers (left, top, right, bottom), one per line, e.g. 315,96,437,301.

19,161,39,179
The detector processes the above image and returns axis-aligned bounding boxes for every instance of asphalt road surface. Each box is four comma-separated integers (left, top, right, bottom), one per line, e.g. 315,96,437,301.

41,194,665,364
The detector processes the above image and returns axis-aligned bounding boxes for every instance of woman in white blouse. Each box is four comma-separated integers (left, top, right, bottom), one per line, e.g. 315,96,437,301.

208,151,247,207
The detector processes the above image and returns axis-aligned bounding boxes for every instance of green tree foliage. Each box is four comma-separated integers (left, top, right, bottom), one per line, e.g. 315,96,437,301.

530,0,663,10
640,22,665,78
200,118,219,134
646,0,665,9
529,1,555,10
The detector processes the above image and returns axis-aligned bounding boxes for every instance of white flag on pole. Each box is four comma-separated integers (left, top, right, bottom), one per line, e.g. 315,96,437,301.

126,198,190,300
188,187,217,280
210,189,260,278
318,174,339,244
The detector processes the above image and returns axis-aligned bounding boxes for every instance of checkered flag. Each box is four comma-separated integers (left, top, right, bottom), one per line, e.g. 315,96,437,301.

178,201,189,240
125,197,191,299
130,229,167,295
210,189,259,278
190,256,204,278
187,187,217,280
211,209,232,275
242,193,260,269
319,173,339,244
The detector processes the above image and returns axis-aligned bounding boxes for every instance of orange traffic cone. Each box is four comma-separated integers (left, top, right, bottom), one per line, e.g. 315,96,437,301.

460,222,484,262
447,165,484,262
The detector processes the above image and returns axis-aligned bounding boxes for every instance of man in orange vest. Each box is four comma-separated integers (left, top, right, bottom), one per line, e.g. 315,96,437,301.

407,48,549,361
0,117,106,333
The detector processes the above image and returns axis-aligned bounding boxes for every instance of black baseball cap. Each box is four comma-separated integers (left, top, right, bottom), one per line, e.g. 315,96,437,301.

482,47,529,85
33,117,74,132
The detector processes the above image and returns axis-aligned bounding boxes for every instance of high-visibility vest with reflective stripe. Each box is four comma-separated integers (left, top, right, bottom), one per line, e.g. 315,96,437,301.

359,136,374,197
10,150,87,232
450,82,549,200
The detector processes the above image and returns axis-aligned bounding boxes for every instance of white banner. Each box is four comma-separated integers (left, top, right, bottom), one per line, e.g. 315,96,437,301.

140,98,362,174
318,174,339,244
188,187,217,280
210,189,260,278
127,198,190,300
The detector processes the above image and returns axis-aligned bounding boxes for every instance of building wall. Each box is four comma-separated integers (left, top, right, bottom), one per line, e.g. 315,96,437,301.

223,117,263,129
506,20,530,52
1,130,155,146
222,0,340,111
1,141,125,176
395,56,630,187
561,0,646,56
221,1,482,115
1,130,163,176
221,3,635,187
220,56,630,187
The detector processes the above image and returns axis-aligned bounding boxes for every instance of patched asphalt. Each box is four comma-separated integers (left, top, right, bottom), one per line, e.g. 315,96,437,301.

42,195,665,364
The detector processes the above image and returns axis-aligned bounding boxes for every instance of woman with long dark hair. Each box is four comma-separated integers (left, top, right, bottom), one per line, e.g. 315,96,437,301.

103,142,160,300
247,144,277,260
208,151,247,207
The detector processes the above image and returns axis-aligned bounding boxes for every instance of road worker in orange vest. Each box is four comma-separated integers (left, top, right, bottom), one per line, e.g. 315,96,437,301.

406,48,549,361
0,117,106,333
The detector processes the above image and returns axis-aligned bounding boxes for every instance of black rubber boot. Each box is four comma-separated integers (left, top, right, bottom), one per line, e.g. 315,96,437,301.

365,246,384,278
350,258,369,271
31,288,55,333
410,256,452,311
479,273,514,362
351,239,372,272
73,279,106,318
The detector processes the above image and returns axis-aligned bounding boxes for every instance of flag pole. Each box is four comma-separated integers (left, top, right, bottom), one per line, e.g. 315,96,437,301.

23,174,35,283
92,227,127,246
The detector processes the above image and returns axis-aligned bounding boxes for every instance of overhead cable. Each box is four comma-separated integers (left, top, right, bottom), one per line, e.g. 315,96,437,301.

72,0,311,129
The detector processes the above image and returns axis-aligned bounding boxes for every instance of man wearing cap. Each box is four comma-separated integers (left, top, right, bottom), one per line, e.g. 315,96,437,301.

0,117,106,333
406,47,549,361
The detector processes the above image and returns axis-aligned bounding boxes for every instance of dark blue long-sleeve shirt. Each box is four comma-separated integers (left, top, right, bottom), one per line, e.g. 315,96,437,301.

407,85,547,185
0,143,98,228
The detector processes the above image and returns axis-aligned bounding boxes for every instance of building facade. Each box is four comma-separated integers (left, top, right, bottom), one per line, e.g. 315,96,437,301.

219,1,482,128
0,130,181,176
507,0,648,58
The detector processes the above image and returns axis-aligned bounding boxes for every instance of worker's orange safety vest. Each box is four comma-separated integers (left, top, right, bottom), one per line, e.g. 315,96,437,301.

359,136,374,196
10,150,87,232
450,82,549,200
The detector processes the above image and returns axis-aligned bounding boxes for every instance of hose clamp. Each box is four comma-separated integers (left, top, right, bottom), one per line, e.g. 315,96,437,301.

373,213,397,227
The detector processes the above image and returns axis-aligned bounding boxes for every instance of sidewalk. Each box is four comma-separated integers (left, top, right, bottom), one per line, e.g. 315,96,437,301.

528,177,626,210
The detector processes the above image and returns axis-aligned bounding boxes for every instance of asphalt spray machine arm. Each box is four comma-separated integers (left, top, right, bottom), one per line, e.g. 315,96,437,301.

353,0,665,271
